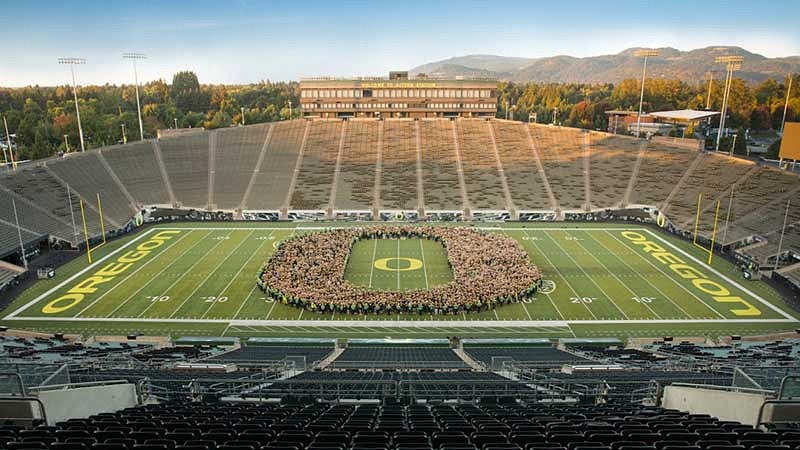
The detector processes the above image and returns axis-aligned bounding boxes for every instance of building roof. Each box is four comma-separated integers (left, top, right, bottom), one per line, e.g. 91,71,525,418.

648,109,720,121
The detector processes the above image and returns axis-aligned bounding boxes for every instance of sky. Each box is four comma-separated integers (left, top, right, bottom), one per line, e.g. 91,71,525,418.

0,0,798,87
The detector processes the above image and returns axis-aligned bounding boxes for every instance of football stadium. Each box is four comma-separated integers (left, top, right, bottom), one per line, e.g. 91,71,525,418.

1,0,800,439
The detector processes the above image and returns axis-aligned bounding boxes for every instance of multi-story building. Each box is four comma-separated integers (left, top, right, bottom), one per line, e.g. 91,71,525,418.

300,71,497,118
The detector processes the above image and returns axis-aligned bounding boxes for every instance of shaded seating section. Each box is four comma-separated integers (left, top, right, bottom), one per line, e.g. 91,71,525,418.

565,344,664,366
2,400,798,450
334,120,378,210
456,119,507,210
246,120,307,210
492,121,551,211
0,265,20,290
214,124,271,210
587,133,641,209
263,370,531,401
646,340,800,368
539,369,731,402
419,120,462,211
739,224,800,265
0,221,43,259
158,132,210,209
529,124,587,211
209,346,334,366
380,120,419,211
0,335,151,364
662,153,755,234
464,346,589,367
46,152,135,226
132,346,221,363
101,140,170,206
290,120,341,210
0,165,99,239
627,142,698,208
713,167,800,244
332,345,467,369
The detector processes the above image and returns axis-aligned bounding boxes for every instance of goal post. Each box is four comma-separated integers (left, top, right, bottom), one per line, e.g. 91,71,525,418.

79,193,108,264
692,193,721,265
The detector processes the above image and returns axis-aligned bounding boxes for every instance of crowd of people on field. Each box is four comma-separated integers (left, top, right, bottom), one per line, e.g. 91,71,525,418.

257,226,542,315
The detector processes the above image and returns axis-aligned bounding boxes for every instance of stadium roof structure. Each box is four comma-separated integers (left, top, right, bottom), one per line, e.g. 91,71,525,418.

648,109,720,122
604,109,720,123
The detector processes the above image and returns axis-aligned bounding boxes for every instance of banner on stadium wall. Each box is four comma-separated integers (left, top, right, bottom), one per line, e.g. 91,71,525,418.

334,210,373,221
379,210,420,222
780,122,800,160
518,211,557,221
287,210,327,221
242,211,281,221
422,211,462,222
471,210,511,222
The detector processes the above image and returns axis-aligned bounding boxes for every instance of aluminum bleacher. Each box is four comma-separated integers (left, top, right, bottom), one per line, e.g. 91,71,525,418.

46,152,135,226
100,140,171,206
380,120,419,211
213,124,271,210
158,132,210,209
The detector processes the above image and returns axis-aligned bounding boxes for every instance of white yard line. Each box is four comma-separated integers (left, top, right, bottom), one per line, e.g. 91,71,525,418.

106,230,213,318
603,230,712,319
228,231,276,320
572,231,663,319
642,229,797,321
199,230,261,319
368,238,378,288
543,230,630,320
75,231,193,317
396,239,400,291
522,229,596,320
161,231,238,319
419,238,429,289
5,316,794,325
3,228,159,319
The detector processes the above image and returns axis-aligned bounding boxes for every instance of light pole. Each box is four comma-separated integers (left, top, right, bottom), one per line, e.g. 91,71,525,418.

123,52,146,140
730,134,737,156
58,57,87,152
241,107,245,125
3,116,16,170
121,123,127,144
705,71,714,110
714,55,743,151
781,73,794,134
174,118,178,129
64,134,70,152
552,107,558,125
634,50,659,138
287,100,293,120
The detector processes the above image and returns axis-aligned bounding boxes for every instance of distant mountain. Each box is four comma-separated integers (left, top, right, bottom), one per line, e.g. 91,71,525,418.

410,47,800,84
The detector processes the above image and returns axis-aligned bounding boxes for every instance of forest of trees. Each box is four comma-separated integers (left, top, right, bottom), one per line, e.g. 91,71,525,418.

0,71,797,161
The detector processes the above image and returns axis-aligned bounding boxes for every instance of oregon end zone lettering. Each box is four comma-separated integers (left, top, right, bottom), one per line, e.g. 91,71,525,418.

620,231,760,316
42,230,181,314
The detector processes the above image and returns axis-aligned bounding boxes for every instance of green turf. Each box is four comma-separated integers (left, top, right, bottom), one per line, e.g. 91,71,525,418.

344,238,453,290
1,222,798,339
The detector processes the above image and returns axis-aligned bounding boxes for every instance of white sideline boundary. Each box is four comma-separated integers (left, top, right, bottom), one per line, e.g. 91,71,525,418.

4,225,798,325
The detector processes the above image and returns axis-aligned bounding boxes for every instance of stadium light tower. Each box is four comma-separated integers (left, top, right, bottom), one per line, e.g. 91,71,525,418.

634,50,659,138
58,57,87,152
123,52,147,140
781,73,793,134
714,55,743,151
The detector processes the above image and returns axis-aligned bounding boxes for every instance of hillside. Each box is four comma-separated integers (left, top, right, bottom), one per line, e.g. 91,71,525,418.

410,47,800,84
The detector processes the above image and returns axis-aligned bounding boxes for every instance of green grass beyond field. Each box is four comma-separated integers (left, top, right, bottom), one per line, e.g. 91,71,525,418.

1,222,798,339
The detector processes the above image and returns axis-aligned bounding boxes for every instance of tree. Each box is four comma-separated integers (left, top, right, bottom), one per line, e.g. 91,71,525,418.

171,71,202,113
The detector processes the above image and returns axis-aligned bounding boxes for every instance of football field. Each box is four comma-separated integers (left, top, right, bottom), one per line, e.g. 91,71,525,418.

2,222,797,339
